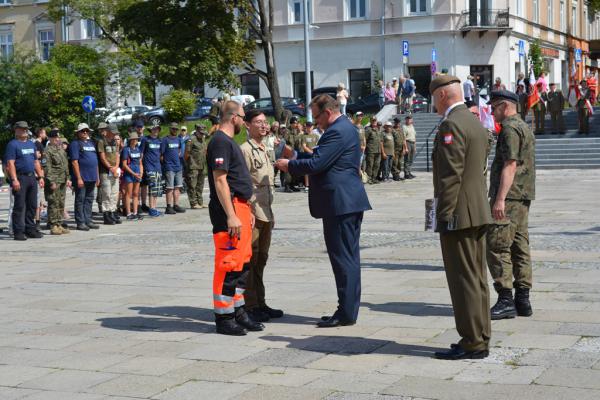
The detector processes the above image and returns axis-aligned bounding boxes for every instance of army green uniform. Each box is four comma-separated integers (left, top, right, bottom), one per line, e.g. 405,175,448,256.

391,126,406,180
432,103,492,352
43,144,69,228
532,93,547,134
300,133,320,152
364,125,382,183
185,134,207,207
547,90,565,134
577,88,592,134
487,114,536,293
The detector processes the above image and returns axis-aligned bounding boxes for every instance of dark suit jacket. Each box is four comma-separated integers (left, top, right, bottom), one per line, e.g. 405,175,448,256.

432,104,492,231
547,90,565,112
288,115,372,219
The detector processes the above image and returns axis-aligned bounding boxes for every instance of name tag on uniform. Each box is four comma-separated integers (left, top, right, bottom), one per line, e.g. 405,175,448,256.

130,153,140,158
149,144,160,149
106,146,116,153
168,143,179,149
83,146,96,152
21,148,35,155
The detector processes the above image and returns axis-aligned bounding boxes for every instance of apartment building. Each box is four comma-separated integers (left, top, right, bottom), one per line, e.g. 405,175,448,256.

232,0,597,101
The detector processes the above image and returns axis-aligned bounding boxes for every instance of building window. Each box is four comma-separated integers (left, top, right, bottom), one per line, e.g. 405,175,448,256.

548,0,554,28
0,31,13,59
516,0,523,17
560,0,565,31
532,0,539,23
409,0,427,14
240,73,260,99
348,68,371,101
39,29,54,61
292,71,314,99
571,2,577,36
290,0,312,24
0,0,12,5
348,0,367,20
584,8,588,40
81,19,101,39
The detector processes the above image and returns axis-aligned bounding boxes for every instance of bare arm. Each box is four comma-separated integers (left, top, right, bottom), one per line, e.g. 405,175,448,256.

492,160,517,220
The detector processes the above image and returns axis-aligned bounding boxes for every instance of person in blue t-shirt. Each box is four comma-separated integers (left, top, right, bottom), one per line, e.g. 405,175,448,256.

160,123,186,215
3,121,46,240
132,120,151,213
121,132,144,220
142,125,163,217
69,123,100,231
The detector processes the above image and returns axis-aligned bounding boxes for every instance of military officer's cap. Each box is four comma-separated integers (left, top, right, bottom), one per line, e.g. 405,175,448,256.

487,90,519,105
97,122,110,130
14,121,30,130
429,75,461,94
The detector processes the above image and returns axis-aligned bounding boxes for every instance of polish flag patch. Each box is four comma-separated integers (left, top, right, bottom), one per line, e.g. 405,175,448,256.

215,158,224,165
443,133,453,145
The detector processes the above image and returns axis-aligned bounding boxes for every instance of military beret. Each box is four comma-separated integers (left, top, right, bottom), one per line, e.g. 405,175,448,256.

429,75,461,94
487,90,519,105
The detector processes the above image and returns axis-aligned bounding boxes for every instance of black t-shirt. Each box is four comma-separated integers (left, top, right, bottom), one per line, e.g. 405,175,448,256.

207,131,253,233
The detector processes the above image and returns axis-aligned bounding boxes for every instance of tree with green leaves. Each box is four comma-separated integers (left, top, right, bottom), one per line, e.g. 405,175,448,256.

590,1,600,15
528,40,543,78
161,90,197,124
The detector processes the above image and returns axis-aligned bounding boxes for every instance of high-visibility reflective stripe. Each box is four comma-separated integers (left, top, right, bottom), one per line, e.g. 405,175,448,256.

234,299,245,307
235,288,245,295
214,306,235,314
213,294,233,302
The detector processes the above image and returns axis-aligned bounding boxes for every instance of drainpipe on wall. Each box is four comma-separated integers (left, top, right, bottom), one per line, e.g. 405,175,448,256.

381,0,385,82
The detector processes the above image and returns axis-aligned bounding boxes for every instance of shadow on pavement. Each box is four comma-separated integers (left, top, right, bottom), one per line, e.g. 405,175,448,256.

259,335,443,357
361,263,443,272
361,301,454,317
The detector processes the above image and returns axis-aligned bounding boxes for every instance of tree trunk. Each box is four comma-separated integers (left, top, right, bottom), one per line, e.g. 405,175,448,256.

263,40,284,122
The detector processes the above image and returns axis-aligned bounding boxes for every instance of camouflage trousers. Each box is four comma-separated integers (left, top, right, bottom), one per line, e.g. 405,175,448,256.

185,169,205,207
45,182,67,227
391,150,405,178
486,199,532,292
365,152,381,181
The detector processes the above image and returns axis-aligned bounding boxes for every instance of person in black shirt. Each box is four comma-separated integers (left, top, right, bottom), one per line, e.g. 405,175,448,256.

207,100,263,336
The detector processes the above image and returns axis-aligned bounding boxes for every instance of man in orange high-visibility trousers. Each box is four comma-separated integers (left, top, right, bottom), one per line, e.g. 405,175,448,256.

207,101,264,336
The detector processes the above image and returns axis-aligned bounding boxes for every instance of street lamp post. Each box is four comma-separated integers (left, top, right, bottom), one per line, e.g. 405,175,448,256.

303,0,313,122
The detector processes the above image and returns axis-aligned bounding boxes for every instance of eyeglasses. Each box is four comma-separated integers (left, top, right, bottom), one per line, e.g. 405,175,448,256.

235,113,245,119
252,120,268,126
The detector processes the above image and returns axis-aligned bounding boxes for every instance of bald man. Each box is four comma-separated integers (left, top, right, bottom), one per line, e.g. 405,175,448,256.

430,76,492,360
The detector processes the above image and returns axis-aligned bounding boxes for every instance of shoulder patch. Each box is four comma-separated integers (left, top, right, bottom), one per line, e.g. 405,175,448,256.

443,133,453,145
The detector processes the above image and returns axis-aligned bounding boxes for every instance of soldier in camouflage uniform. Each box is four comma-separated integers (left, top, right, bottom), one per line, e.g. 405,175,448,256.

353,112,367,172
364,117,383,184
391,117,407,181
486,90,536,320
43,128,71,235
185,124,208,209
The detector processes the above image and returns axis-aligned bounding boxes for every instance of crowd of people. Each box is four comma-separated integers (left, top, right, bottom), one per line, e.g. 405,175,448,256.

378,74,417,114
2,120,209,240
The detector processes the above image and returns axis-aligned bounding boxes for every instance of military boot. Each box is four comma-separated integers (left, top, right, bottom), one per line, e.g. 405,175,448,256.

215,314,247,336
490,289,517,320
515,288,533,317
103,212,116,225
235,307,264,331
59,225,71,234
50,225,63,235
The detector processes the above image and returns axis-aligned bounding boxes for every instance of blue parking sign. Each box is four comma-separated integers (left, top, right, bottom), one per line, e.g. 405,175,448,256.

403,41,409,57
575,48,582,63
432,48,436,62
82,96,96,113
518,40,525,56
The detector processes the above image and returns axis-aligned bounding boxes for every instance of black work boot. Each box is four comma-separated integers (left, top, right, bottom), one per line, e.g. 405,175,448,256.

215,314,247,336
235,307,264,331
111,212,122,224
515,288,533,317
103,212,116,225
490,289,517,320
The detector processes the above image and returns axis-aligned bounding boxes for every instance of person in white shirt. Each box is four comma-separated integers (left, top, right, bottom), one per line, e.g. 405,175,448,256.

463,75,475,104
336,83,349,115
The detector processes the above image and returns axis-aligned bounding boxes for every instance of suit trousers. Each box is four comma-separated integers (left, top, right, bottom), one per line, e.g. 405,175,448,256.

74,182,96,225
11,175,38,234
440,225,491,352
322,212,364,322
244,219,274,309
550,111,565,133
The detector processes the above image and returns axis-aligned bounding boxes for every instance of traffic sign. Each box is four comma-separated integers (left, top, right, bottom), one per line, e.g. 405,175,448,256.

82,96,96,113
430,61,437,75
402,40,409,57
432,48,436,62
575,48,582,63
518,40,525,56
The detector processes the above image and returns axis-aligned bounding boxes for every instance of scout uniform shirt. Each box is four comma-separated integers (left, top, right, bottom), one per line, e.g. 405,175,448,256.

97,138,119,174
364,125,382,154
301,133,320,152
160,135,182,172
489,114,536,201
240,138,274,222
143,136,162,173
43,144,69,184
69,139,99,182
392,126,406,152
4,139,36,174
186,134,208,171
403,124,417,143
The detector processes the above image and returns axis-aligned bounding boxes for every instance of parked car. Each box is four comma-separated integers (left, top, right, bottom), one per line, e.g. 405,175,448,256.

230,95,255,107
185,99,213,121
244,97,305,118
311,86,338,99
106,105,153,125
139,107,167,126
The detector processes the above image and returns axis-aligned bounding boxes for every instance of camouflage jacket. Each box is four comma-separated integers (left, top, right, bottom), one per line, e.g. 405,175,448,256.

43,144,69,184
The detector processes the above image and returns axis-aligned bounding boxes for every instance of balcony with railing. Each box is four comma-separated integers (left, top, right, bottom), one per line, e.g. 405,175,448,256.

457,8,510,38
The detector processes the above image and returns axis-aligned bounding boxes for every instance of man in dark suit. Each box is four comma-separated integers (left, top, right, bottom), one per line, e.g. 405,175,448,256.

430,75,492,360
275,94,372,327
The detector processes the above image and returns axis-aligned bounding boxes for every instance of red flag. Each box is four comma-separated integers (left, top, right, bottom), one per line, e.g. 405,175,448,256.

526,83,541,112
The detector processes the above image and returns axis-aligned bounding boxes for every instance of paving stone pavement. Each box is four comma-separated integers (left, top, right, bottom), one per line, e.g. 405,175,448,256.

1,169,599,399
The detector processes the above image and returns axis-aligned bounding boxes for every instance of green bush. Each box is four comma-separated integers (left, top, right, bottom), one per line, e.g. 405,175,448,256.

161,90,197,124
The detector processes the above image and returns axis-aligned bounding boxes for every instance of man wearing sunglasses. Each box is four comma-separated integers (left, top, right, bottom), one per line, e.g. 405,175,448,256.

239,109,283,323
275,94,371,328
487,90,536,322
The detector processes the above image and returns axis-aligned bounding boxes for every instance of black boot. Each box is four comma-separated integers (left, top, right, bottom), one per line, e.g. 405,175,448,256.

490,289,517,320
515,288,533,317
235,307,264,331
215,314,247,336
111,212,122,224
103,212,116,225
